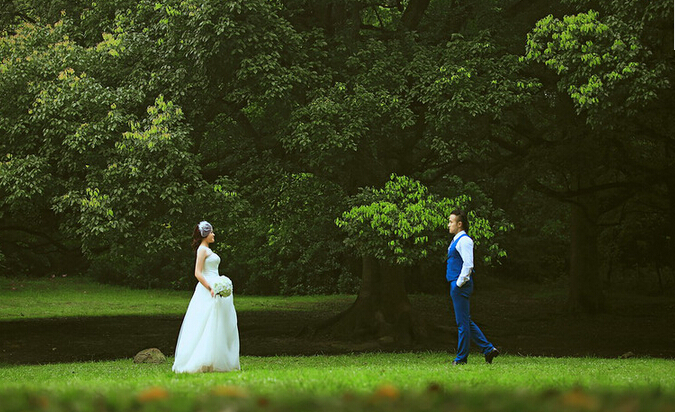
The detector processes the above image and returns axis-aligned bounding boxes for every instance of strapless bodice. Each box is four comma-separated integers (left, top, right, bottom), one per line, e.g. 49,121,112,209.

203,250,220,278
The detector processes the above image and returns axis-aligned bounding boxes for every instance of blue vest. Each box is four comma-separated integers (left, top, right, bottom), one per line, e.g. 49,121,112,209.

446,233,468,282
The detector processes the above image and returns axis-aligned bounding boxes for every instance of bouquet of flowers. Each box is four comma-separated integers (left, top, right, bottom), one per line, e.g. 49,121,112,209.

211,276,233,298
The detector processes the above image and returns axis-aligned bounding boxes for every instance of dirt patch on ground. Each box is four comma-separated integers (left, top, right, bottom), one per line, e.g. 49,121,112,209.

1,280,674,365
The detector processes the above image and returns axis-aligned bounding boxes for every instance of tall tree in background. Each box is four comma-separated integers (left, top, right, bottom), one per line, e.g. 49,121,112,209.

0,20,244,286
521,1,673,312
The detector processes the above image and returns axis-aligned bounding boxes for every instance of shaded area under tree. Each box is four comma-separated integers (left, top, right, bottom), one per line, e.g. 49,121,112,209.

2,280,674,365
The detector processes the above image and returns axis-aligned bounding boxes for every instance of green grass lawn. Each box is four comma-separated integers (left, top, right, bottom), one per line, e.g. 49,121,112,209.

1,353,674,412
2,277,675,411
3,353,674,395
0,276,354,320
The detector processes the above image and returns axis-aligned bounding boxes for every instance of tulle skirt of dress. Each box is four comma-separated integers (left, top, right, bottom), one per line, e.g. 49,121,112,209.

172,275,240,373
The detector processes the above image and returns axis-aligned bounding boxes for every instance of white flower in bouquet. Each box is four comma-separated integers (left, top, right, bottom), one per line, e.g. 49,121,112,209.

212,276,233,298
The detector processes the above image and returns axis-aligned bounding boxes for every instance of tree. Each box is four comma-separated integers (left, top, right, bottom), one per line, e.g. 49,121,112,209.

519,2,673,312
305,175,507,343
0,21,95,276
240,172,352,295
0,19,243,285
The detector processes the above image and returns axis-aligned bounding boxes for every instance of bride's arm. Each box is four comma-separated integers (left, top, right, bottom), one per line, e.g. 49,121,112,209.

194,247,215,297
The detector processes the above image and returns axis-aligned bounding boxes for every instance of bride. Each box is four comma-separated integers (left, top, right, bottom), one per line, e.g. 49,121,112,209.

172,221,240,373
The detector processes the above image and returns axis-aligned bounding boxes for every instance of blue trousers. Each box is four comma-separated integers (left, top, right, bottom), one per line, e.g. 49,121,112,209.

450,279,493,363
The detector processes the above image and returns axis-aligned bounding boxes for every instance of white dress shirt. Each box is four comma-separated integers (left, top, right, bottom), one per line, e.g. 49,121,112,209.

453,230,474,287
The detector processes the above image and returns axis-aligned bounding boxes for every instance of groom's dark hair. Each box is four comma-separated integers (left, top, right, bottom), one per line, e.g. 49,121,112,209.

451,209,470,232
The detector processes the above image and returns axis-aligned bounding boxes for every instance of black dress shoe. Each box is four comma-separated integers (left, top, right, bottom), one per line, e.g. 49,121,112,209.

485,348,500,364
451,360,467,366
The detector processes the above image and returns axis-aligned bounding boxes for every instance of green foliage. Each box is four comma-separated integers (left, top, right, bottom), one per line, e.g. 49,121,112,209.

0,20,241,286
563,0,672,27
0,21,99,275
56,96,198,253
283,37,416,179
264,173,352,294
336,174,499,266
403,9,543,171
523,9,669,123
413,35,537,125
109,0,319,127
228,171,354,295
0,1,531,290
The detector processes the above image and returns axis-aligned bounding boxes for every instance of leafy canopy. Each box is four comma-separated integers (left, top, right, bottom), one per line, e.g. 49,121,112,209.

336,174,499,266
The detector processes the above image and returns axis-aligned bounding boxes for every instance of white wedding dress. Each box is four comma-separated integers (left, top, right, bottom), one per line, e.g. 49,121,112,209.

172,246,240,373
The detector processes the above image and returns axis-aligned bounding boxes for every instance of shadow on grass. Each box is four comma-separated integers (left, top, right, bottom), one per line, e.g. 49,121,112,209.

3,285,675,365
1,310,443,365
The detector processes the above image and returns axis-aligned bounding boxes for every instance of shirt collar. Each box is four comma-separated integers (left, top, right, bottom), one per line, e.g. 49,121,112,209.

453,230,466,241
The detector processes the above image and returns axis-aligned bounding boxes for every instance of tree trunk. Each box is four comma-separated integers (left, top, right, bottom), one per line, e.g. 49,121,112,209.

567,199,605,314
303,256,425,345
401,0,431,30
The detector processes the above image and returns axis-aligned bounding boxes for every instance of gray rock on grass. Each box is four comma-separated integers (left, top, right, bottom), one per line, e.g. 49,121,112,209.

134,348,167,364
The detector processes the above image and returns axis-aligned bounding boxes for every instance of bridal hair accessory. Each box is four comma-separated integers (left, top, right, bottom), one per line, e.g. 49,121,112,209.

198,221,213,237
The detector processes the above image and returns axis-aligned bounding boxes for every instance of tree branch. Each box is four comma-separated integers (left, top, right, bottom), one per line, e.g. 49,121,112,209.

527,179,633,203
0,226,76,254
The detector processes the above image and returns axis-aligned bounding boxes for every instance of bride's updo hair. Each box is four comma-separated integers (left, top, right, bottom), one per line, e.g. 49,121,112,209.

191,221,213,251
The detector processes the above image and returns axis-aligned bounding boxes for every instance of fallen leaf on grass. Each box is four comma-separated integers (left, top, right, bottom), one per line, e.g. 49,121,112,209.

562,388,599,410
211,385,249,398
137,386,170,402
30,395,49,409
371,384,400,401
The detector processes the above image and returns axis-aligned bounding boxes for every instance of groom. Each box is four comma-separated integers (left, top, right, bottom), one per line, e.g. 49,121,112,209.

446,209,499,365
